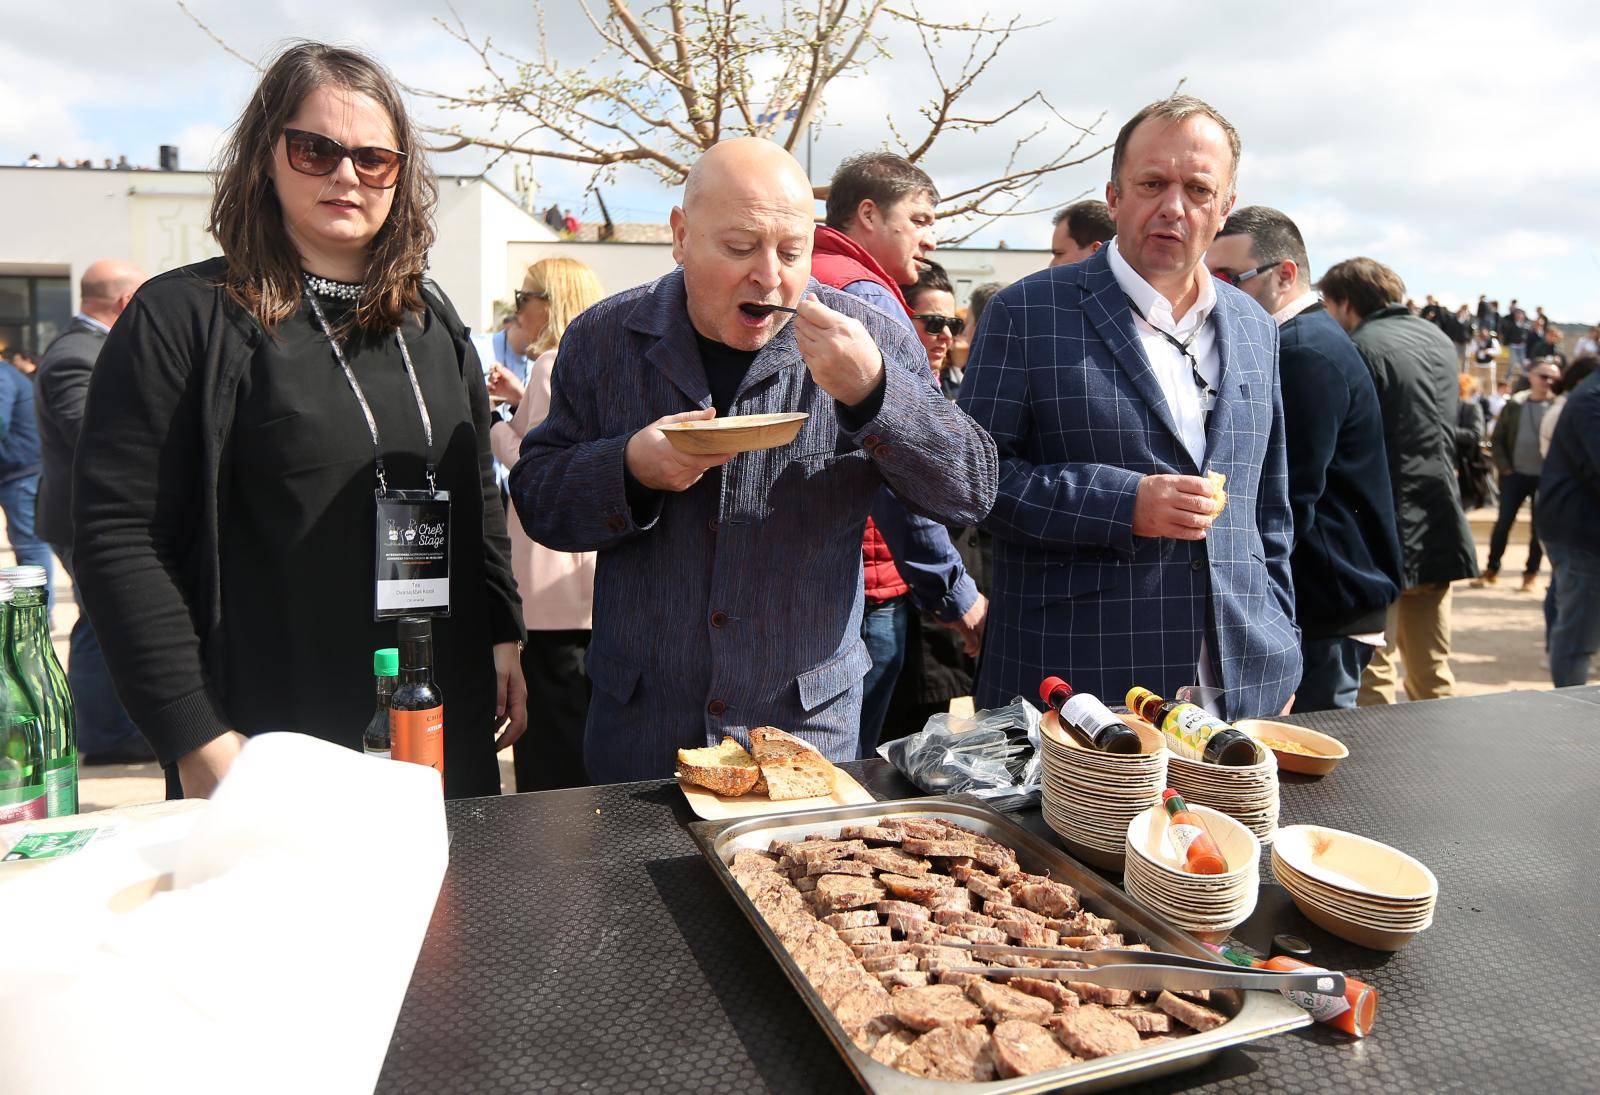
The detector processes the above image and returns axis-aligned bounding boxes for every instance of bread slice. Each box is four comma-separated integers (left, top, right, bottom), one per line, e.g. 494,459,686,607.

749,725,836,800
677,737,762,797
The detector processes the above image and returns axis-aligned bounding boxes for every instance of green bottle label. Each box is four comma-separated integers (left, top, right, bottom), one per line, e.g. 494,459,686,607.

4,828,97,860
45,759,77,818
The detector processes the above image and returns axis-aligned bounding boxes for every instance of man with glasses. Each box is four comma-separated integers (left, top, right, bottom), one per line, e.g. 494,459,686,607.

812,151,987,754
959,96,1300,722
1477,359,1562,591
1207,208,1402,710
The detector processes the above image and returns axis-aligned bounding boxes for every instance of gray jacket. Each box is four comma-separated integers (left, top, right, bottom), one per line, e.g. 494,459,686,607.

510,269,997,782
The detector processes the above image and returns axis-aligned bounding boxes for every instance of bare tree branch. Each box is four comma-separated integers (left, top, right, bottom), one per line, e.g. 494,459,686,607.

179,0,1117,234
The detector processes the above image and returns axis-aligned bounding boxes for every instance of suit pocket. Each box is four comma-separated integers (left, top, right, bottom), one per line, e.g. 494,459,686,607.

586,647,641,705
1030,560,1120,608
796,638,872,712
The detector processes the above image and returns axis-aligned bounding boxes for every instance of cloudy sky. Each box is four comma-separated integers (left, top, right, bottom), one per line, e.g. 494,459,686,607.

4,0,1595,321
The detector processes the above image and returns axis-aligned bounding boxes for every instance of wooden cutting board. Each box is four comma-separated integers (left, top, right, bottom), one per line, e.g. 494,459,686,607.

680,767,876,820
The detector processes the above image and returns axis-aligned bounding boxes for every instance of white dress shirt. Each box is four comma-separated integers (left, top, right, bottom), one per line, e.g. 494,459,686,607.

1106,239,1226,707
1107,238,1220,468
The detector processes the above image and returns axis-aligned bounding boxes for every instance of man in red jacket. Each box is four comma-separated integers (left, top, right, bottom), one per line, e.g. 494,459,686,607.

813,152,987,755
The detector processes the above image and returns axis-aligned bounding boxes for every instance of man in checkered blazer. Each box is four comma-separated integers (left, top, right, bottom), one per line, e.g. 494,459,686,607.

958,96,1301,721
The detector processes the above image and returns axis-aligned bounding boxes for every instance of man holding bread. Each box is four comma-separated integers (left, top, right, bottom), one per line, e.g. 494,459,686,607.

511,138,997,783
958,96,1300,720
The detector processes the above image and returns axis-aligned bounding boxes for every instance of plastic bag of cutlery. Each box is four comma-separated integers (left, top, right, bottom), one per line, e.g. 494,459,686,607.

877,695,1042,809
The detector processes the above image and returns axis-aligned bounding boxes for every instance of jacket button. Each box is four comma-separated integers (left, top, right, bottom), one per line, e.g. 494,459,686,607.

1191,559,1205,571
707,517,719,533
710,611,728,629
605,515,626,533
873,443,891,458
707,699,728,716
863,434,882,447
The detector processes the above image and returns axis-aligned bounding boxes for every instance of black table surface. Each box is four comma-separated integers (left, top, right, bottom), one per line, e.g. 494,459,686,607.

378,688,1600,1093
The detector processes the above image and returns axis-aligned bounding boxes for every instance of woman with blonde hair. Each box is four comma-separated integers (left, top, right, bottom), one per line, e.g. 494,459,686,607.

489,257,603,790
73,42,525,799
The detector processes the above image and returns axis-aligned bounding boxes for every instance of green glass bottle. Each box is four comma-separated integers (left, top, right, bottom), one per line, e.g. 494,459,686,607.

0,579,47,824
2,566,76,816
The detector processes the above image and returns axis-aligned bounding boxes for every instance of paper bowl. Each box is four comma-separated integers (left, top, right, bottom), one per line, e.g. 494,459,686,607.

1282,888,1430,952
661,412,808,454
1125,803,1260,881
1042,711,1166,762
1273,825,1437,903
1236,719,1349,777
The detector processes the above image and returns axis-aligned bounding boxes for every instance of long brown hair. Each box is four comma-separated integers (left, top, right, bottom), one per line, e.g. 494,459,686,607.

208,41,437,334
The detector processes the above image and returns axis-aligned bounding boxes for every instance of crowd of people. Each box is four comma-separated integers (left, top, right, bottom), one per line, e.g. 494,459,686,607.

9,41,1598,802
19,154,157,171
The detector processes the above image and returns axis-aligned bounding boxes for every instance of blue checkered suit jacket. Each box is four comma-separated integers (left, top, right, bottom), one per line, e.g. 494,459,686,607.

957,247,1300,721
511,269,998,783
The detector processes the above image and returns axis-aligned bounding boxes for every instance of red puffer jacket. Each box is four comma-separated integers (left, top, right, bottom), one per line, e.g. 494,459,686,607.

811,226,925,601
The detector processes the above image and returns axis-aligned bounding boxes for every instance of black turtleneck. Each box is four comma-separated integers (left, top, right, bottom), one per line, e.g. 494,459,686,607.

694,332,759,417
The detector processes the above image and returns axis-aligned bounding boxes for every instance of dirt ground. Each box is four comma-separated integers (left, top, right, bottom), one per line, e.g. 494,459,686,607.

68,510,1555,811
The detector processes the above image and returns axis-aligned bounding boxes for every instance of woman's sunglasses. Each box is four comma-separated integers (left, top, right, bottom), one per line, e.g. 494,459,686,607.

513,289,549,309
283,128,406,190
914,313,965,336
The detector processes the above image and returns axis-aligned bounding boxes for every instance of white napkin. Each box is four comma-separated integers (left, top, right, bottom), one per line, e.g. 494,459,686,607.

0,732,449,1095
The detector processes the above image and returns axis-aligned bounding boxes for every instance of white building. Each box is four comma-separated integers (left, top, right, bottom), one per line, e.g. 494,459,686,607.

0,164,1051,356
0,165,556,356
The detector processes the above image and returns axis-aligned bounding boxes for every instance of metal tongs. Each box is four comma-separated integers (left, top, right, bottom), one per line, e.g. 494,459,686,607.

940,942,1346,996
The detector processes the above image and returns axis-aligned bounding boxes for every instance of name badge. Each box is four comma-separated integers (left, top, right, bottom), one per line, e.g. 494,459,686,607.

375,489,451,619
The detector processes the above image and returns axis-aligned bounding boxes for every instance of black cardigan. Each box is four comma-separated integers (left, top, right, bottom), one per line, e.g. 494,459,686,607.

71,258,523,766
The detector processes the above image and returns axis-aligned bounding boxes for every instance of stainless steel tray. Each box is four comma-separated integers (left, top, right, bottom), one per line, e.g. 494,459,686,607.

687,794,1310,1094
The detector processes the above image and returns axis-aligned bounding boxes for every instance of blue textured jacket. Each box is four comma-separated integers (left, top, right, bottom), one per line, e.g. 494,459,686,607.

957,247,1300,721
0,363,42,484
510,269,998,782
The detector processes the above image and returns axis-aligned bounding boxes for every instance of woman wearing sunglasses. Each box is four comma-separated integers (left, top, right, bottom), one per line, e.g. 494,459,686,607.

487,257,604,792
72,43,525,799
904,262,967,401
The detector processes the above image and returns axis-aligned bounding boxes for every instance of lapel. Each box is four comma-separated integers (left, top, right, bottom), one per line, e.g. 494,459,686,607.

625,269,711,409
1077,250,1187,453
1201,288,1239,465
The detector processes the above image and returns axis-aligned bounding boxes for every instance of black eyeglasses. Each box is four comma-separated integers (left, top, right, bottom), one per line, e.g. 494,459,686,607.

1212,262,1277,287
514,289,549,310
282,128,406,189
913,314,965,337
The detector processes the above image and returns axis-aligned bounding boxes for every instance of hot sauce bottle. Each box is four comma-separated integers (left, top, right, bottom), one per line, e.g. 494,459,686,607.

1039,677,1142,754
389,618,444,787
1126,686,1258,766
1209,944,1379,1037
1160,788,1228,874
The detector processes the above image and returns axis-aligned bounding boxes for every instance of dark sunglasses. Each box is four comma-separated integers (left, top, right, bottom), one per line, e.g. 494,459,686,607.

913,313,965,336
513,289,549,310
282,128,406,189
1212,262,1277,287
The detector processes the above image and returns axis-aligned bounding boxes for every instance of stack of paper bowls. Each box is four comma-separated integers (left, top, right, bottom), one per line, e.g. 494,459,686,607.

1123,803,1261,942
1162,728,1280,845
1271,825,1438,951
1039,711,1166,870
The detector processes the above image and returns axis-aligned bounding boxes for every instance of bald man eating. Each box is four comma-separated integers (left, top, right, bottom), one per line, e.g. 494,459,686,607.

512,139,997,783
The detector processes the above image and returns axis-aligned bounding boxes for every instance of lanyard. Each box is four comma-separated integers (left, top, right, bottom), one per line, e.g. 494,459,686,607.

1123,293,1218,413
305,291,437,494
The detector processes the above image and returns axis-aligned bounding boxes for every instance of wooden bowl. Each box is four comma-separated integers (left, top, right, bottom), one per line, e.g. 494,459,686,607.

661,412,808,455
1235,718,1349,777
